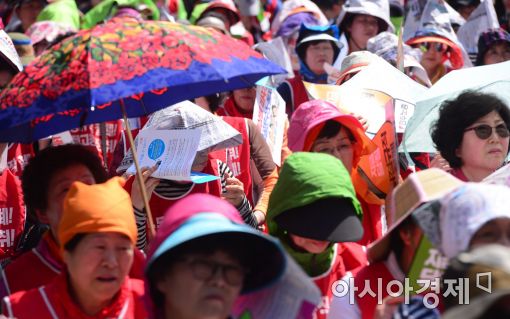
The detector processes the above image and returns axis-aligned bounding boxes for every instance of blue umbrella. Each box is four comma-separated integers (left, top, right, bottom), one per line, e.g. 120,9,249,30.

0,16,285,142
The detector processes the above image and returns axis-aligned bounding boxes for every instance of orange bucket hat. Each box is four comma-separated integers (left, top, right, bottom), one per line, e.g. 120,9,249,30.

58,177,137,248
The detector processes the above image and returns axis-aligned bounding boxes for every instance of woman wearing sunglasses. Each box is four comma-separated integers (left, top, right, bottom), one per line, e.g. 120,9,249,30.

406,29,464,84
144,193,285,319
431,91,510,182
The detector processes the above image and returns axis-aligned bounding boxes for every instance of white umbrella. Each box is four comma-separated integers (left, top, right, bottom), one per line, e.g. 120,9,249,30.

402,61,510,153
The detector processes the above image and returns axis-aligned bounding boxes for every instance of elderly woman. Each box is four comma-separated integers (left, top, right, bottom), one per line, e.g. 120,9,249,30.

2,177,146,318
431,91,510,182
278,23,341,114
339,0,393,50
475,28,510,66
0,144,146,302
145,193,286,319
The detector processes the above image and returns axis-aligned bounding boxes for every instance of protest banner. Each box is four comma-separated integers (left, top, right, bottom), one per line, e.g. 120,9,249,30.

252,85,287,166
407,235,449,291
127,128,218,183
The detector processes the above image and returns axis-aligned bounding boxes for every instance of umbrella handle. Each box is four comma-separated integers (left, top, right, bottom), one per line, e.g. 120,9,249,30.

120,100,156,243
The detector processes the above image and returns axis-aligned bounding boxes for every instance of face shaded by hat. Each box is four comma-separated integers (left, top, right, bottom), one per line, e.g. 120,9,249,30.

334,50,377,84
267,152,363,242
476,28,510,66
117,100,243,174
438,183,510,259
368,169,463,263
339,0,395,33
288,99,376,170
406,29,465,70
295,23,341,62
58,177,138,248
442,244,510,319
144,193,286,317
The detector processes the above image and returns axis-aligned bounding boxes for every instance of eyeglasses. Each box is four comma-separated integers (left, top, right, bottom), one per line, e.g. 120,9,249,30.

179,258,246,286
464,124,510,139
418,42,448,53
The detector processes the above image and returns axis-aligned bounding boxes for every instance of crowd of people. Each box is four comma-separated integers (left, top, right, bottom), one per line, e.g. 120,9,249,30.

1,0,510,318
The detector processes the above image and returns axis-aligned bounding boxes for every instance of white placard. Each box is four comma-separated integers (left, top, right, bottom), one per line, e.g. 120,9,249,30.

394,99,416,133
252,85,286,166
127,128,207,182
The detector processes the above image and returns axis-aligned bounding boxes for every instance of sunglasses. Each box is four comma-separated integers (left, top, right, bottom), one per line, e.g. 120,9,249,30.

418,42,448,53
179,258,247,286
464,124,510,139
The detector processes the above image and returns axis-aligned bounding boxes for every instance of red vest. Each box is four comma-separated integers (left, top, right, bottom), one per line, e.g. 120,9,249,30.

313,243,367,319
0,169,25,261
209,117,254,205
6,143,34,178
3,274,146,319
358,197,384,246
354,262,396,319
0,234,145,300
284,74,309,115
124,163,222,230
68,121,122,168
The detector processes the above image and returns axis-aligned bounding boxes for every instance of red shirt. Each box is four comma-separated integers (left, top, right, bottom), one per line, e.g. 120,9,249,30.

3,274,146,319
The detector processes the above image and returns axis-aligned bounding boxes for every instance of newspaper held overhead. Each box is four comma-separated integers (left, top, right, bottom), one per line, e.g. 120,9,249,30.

403,0,465,42
0,30,22,72
252,85,287,166
126,128,218,184
254,37,294,86
457,0,500,59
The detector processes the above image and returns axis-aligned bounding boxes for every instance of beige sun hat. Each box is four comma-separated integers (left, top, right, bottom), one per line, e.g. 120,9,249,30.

367,168,464,263
334,51,378,85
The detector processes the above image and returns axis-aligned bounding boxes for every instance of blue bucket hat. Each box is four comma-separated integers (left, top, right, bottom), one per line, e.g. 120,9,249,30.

145,193,286,294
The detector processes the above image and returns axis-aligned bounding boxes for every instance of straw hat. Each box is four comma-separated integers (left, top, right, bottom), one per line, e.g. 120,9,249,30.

334,51,378,85
367,169,463,263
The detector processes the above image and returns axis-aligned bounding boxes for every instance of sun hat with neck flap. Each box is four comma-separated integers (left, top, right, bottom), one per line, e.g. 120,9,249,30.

145,193,286,294
58,177,138,248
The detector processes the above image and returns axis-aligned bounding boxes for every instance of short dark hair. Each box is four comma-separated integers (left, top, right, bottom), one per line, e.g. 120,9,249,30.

390,216,417,260
21,144,108,221
63,233,86,252
430,91,510,169
316,119,355,141
296,40,337,64
311,0,343,11
204,92,228,113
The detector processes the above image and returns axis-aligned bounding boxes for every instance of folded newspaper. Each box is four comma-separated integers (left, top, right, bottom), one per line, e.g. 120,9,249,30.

125,128,218,184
